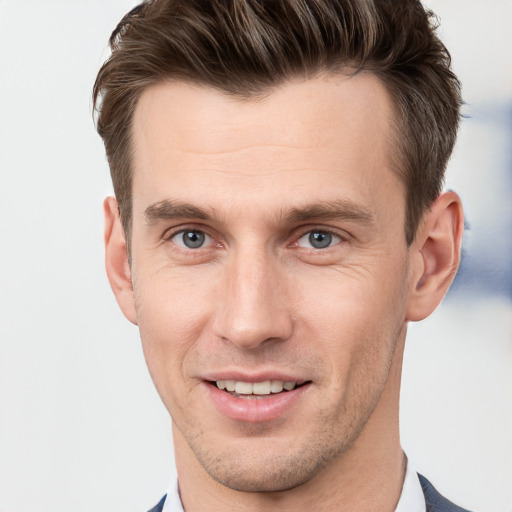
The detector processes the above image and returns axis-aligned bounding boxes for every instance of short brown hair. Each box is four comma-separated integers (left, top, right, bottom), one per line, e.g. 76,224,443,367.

93,0,461,245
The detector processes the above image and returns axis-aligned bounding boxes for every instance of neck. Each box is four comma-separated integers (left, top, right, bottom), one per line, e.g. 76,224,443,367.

174,331,407,512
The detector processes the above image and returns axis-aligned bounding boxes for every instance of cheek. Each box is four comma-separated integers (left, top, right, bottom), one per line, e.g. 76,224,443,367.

295,265,408,424
132,267,218,396
135,263,218,333
293,255,409,364
296,260,407,326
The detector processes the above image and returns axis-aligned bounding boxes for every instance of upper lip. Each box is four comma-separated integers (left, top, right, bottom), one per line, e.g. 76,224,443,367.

201,371,309,384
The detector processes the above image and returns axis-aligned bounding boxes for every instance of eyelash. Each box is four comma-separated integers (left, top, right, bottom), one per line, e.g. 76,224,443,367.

294,229,344,248
161,225,348,251
162,225,215,244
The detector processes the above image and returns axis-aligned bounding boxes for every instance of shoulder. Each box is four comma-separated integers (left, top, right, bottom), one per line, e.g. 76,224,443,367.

418,474,474,512
147,494,166,512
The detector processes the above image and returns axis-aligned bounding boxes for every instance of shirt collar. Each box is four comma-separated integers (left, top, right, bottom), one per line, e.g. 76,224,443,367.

395,458,427,512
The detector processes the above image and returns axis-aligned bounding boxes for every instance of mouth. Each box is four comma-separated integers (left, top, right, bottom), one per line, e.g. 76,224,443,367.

203,373,313,422
207,379,311,399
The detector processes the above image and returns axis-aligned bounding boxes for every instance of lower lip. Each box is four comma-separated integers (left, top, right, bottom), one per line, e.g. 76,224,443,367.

205,382,310,422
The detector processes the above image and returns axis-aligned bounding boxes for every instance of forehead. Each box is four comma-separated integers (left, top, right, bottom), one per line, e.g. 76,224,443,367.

131,73,401,219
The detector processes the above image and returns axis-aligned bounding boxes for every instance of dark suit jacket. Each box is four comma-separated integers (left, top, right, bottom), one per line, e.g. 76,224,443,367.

418,475,472,512
147,474,473,512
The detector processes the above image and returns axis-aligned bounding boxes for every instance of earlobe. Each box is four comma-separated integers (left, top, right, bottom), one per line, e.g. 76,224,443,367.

104,197,138,325
406,191,464,322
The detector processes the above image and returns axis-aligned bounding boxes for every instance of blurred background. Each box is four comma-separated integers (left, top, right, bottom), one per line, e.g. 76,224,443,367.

0,1,510,511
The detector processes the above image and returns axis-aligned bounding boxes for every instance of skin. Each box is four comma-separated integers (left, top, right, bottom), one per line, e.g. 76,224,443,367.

104,73,464,511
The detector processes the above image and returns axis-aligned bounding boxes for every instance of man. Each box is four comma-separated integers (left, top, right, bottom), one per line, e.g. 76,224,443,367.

93,1,469,510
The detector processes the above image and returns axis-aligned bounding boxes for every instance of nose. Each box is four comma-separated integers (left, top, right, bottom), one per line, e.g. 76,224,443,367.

211,248,294,350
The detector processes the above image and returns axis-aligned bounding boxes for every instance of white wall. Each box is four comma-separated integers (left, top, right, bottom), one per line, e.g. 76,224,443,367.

0,1,510,511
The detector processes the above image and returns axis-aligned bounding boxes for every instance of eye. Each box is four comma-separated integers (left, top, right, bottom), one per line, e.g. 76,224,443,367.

171,229,210,249
297,230,342,249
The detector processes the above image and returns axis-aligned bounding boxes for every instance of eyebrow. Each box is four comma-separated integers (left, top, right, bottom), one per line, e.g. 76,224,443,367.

144,198,374,226
283,200,374,225
145,200,215,224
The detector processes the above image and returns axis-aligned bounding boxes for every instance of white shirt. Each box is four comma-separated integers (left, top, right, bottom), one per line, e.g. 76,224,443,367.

162,458,426,512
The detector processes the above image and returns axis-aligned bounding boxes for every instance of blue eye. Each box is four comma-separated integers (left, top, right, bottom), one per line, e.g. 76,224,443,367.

172,230,209,249
297,230,341,249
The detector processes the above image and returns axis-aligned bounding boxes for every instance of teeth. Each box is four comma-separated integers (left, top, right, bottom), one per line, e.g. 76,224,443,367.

270,381,284,393
234,381,253,394
252,381,271,395
215,380,298,395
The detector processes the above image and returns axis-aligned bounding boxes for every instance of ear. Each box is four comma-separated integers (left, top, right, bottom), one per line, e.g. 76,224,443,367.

104,197,138,325
406,191,464,322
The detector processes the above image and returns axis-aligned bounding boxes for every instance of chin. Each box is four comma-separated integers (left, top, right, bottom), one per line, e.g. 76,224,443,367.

193,433,350,494
206,457,323,493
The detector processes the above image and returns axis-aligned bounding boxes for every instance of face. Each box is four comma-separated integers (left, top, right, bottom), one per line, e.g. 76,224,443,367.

127,74,414,492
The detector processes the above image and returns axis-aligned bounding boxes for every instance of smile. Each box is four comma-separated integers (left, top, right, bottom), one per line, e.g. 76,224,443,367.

205,378,311,422
215,379,302,397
